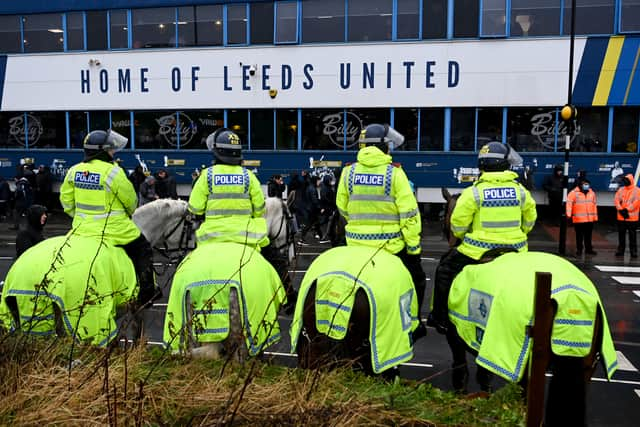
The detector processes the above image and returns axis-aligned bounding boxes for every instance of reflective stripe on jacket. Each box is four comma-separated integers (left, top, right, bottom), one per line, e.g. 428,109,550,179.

60,159,140,246
449,251,617,383
188,164,269,248
451,171,537,261
335,146,421,255
614,174,640,222
566,187,598,224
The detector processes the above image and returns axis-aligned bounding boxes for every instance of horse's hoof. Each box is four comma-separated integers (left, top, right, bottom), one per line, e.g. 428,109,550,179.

191,345,222,359
463,391,491,400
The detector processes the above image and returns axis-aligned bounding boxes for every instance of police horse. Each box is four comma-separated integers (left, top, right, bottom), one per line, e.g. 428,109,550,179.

439,188,616,425
290,245,420,378
161,196,294,361
0,199,189,346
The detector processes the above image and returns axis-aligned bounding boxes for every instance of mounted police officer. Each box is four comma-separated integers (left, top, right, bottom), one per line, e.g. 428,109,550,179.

60,130,159,306
188,128,269,249
336,123,427,340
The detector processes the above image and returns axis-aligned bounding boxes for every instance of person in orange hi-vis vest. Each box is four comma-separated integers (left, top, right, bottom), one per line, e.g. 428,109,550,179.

566,178,598,257
614,173,640,258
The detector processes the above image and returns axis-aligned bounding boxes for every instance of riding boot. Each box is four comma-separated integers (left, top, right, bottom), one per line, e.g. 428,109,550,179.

121,234,162,307
452,364,469,394
476,366,494,392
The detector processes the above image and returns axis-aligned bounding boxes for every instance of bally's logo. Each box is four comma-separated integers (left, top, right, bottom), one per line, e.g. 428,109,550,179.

214,174,244,185
353,174,384,186
157,112,196,147
9,114,43,147
322,112,362,148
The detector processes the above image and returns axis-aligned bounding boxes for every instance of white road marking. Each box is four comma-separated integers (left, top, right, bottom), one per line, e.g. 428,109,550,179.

421,257,436,261
290,270,307,274
297,252,321,255
616,351,638,372
633,291,640,299
152,303,168,307
612,276,640,285
635,389,640,399
0,256,14,260
596,265,640,273
401,362,435,368
544,373,640,386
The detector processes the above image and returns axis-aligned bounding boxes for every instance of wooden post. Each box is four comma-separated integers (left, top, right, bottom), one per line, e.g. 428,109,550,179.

526,272,554,427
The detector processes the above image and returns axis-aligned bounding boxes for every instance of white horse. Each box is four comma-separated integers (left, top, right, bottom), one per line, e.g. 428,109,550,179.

0,198,190,346
158,196,294,360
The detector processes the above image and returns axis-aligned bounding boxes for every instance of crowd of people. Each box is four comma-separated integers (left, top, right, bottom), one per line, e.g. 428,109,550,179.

0,163,53,231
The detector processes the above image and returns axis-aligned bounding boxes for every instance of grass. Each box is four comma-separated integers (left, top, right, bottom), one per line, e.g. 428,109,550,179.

0,334,525,426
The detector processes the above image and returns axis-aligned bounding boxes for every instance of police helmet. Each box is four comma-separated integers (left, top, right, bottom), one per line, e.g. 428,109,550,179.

83,130,128,160
206,128,242,165
477,142,522,172
358,124,405,153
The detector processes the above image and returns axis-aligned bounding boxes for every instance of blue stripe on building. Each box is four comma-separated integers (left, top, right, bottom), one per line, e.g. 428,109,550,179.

627,47,640,105
0,55,6,108
572,37,610,106
608,37,640,105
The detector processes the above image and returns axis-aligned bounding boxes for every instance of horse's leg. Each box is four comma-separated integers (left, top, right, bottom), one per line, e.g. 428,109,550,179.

345,289,374,376
545,355,587,427
227,287,248,363
445,326,469,393
5,296,20,330
52,302,66,338
296,281,338,369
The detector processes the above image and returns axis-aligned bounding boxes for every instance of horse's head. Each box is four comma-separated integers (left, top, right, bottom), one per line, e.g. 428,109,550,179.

265,197,293,260
442,188,462,248
132,199,192,250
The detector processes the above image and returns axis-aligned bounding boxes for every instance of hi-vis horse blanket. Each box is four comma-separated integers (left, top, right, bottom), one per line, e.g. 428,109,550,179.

0,235,137,346
290,246,419,374
449,251,617,382
163,242,285,355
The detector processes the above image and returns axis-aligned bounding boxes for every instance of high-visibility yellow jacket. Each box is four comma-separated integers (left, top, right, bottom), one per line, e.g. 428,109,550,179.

566,187,598,224
60,159,140,246
448,251,617,382
614,174,640,222
290,246,418,373
336,146,421,255
164,242,285,355
188,164,269,248
451,170,537,260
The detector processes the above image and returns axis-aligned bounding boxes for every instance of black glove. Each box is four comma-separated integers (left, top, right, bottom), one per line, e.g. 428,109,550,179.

138,285,162,309
620,208,630,219
404,252,422,267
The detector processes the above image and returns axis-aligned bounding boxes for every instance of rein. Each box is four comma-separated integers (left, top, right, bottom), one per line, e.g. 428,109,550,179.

154,212,195,264
269,200,295,252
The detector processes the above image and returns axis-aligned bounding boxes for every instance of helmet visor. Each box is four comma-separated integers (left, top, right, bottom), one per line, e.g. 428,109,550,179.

386,126,405,150
106,130,128,152
506,144,523,167
205,133,216,151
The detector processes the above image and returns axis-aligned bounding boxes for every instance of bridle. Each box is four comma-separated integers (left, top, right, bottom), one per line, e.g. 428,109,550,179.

154,211,195,265
268,199,296,254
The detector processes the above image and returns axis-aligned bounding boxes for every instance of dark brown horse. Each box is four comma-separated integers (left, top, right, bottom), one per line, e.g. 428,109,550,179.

440,187,610,425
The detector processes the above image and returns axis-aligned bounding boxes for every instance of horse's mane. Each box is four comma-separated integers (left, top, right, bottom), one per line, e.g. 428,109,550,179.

133,199,188,246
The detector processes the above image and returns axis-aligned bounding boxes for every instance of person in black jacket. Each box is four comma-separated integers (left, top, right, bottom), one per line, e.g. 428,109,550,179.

542,164,564,222
16,204,47,258
267,174,286,199
128,166,146,195
298,176,322,244
155,169,178,199
0,175,10,221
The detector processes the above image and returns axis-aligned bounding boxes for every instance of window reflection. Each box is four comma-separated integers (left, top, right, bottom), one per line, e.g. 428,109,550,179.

132,8,176,49
394,108,419,151
227,4,247,45
450,108,475,151
0,113,26,148
23,14,64,53
301,109,344,150
454,0,479,38
86,11,108,51
396,0,420,39
134,111,176,149
422,0,448,39
420,108,444,150
178,5,223,47
67,12,85,51
0,16,22,53
477,107,503,145
347,108,390,150
181,110,224,149
481,0,507,36
276,1,298,43
250,2,274,44
276,109,298,150
511,0,561,37
69,112,88,148
571,107,607,152
612,107,639,153
111,111,132,145
621,0,640,32
302,0,345,43
508,107,559,152
348,0,392,42
251,109,275,149
227,110,249,150
26,112,67,148
563,0,614,35
109,10,128,49
89,111,110,131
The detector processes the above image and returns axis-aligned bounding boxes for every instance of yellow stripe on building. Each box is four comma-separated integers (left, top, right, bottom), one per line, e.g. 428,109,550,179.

592,36,625,106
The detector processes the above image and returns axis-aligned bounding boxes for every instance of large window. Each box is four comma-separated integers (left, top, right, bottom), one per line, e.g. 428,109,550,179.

420,108,445,150
508,107,558,152
66,12,85,51
302,0,345,43
227,3,248,45
563,0,614,35
132,8,176,49
109,10,129,49
481,0,507,36
250,2,274,44
454,0,479,38
89,111,110,131
276,1,298,43
86,11,108,51
511,0,561,36
23,14,64,53
477,108,503,144
181,110,224,149
620,0,640,32
69,112,88,148
111,111,131,144
301,109,344,150
0,113,27,148
250,109,274,149
612,108,640,153
450,108,476,151
134,111,176,149
227,109,249,149
396,0,420,39
0,16,22,53
347,108,390,149
178,5,224,47
27,112,67,148
276,109,298,150
571,107,607,152
394,108,419,150
423,0,448,39
348,0,392,42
